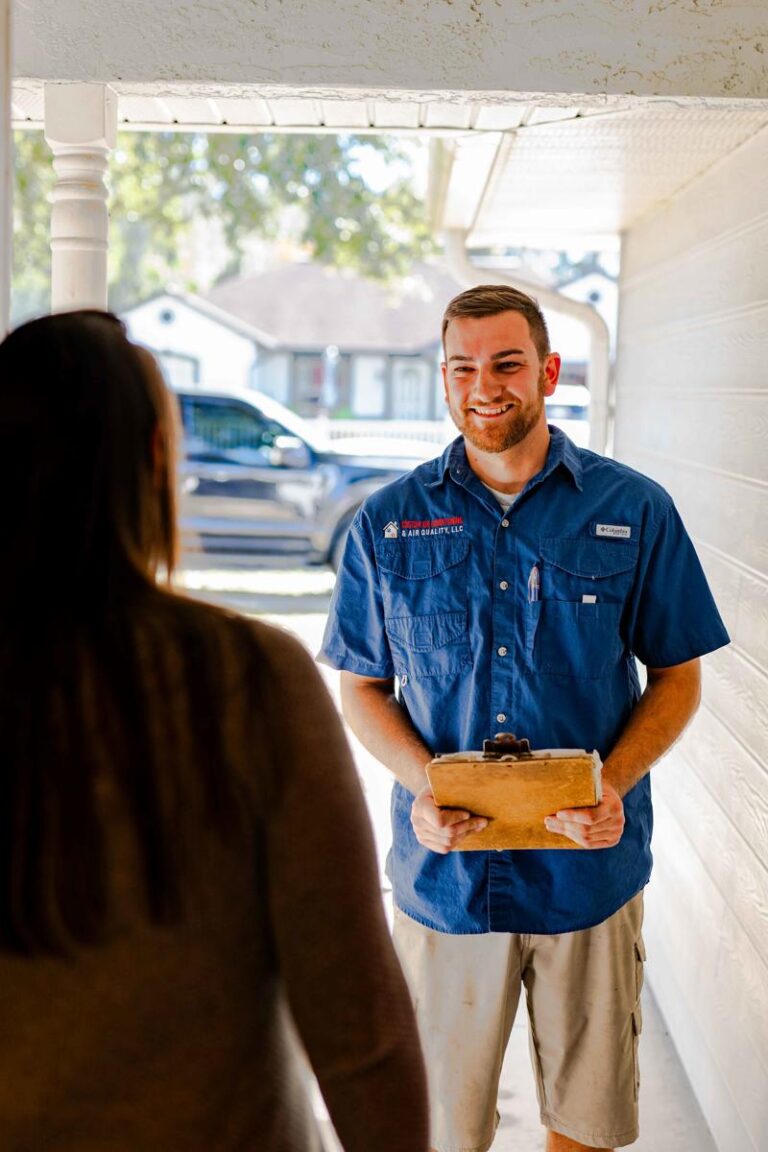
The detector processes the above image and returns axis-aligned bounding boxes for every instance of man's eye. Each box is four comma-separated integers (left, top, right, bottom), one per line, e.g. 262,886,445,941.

497,361,522,371
453,366,474,374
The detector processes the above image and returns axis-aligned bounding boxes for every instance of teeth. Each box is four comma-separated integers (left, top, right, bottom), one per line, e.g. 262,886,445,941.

471,404,511,415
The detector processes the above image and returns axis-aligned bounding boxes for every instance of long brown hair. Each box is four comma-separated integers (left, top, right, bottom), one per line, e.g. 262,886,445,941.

0,312,255,953
1,310,177,606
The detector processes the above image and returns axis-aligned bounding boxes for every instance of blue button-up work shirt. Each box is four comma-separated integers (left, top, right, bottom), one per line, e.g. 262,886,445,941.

320,429,730,935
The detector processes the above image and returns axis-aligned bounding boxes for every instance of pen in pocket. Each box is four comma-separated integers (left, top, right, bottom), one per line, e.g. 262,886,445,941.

527,564,540,603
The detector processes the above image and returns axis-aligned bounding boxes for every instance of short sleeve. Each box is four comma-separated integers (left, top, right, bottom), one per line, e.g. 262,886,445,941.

319,507,395,678
626,501,730,668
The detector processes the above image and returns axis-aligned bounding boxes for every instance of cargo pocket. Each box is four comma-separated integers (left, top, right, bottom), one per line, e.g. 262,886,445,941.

526,537,638,679
377,536,471,680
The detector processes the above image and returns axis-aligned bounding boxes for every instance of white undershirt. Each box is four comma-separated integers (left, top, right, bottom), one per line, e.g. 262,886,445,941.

482,483,519,514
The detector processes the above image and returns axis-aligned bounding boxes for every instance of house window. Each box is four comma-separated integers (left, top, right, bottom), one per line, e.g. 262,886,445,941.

293,354,324,416
391,358,431,419
351,355,387,417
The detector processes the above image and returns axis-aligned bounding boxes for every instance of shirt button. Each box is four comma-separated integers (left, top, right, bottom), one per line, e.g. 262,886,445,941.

497,646,508,657
499,580,509,591
501,518,510,528
496,712,507,723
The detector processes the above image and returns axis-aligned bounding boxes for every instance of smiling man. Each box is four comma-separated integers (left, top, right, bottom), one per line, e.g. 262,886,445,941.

320,285,730,1152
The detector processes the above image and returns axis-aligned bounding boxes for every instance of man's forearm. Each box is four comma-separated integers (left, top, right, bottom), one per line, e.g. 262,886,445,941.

340,673,433,796
602,658,702,797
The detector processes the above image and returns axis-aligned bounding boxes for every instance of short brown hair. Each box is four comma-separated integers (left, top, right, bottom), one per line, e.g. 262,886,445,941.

442,284,551,361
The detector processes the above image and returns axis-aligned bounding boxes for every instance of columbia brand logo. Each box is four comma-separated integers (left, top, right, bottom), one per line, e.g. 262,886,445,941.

383,521,399,539
595,523,631,539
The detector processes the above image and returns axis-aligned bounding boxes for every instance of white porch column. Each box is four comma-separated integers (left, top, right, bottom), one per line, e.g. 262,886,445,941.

44,83,117,313
0,0,12,335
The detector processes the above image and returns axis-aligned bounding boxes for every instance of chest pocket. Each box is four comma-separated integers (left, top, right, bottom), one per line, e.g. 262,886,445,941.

527,537,638,679
377,536,471,680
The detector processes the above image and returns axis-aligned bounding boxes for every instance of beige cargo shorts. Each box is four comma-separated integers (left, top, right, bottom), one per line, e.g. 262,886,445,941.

393,892,645,1151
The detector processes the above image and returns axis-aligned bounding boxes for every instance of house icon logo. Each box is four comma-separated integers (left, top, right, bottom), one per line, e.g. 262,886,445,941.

384,521,399,539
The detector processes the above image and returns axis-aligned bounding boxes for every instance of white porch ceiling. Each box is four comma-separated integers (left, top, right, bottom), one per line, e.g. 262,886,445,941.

12,83,768,248
433,104,768,248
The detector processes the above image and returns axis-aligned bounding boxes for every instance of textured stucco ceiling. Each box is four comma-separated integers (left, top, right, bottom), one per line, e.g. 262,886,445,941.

13,0,768,101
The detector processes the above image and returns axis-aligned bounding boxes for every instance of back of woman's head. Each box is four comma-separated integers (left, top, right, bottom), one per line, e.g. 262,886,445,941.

0,313,246,955
0,310,177,614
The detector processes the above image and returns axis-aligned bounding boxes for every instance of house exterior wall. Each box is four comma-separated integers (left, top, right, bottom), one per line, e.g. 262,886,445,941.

613,124,768,1152
123,296,256,391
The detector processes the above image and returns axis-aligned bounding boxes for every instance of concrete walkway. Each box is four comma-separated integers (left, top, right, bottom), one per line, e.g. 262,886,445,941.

177,560,719,1152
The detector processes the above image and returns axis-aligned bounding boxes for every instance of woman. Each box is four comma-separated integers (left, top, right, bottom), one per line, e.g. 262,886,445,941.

0,311,428,1152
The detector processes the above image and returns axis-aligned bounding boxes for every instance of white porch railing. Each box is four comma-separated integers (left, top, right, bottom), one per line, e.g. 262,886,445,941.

320,418,450,444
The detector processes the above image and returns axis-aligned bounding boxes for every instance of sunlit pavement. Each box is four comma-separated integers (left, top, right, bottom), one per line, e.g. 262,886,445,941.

176,555,718,1152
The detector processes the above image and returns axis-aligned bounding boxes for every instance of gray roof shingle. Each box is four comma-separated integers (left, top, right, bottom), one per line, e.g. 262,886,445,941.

204,262,465,354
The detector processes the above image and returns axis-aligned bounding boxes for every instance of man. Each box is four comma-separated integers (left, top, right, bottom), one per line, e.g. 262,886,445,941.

320,285,729,1152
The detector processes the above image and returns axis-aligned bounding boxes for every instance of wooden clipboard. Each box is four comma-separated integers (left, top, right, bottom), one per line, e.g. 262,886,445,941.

425,733,602,850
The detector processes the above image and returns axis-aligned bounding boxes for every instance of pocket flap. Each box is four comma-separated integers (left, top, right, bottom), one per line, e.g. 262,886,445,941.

386,610,468,652
377,536,469,579
540,537,637,579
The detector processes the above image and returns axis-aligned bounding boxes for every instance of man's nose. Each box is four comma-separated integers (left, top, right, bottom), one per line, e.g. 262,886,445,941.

473,366,503,399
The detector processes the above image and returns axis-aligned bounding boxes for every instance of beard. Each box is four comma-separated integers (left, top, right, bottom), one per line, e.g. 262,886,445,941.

449,374,546,455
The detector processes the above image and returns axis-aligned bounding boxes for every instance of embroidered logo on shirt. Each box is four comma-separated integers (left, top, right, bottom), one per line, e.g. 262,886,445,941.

595,523,631,539
400,517,464,538
383,521,399,539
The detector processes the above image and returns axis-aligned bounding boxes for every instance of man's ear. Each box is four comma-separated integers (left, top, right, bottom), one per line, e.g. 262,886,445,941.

541,352,561,397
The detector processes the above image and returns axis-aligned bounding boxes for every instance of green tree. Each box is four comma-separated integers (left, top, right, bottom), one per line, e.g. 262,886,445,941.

11,132,55,324
11,130,436,324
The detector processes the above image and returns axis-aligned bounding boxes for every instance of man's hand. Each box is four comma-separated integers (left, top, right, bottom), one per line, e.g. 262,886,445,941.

410,785,488,854
544,781,625,849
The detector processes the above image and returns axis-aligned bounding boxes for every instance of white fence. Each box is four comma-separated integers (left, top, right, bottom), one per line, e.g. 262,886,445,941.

319,418,451,445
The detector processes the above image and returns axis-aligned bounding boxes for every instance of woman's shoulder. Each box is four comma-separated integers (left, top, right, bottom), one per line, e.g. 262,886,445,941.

146,588,314,680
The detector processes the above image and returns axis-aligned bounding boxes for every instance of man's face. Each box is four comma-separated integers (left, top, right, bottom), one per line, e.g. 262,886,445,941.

442,311,560,454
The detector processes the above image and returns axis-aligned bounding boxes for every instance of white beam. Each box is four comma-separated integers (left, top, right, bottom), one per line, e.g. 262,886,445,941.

44,82,117,313
0,0,11,335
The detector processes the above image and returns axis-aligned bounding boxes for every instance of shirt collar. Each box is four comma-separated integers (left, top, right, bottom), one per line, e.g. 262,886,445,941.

545,425,583,491
422,438,463,489
423,426,583,492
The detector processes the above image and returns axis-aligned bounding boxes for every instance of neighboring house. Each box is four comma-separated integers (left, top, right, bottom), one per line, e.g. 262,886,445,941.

124,262,591,424
122,291,275,391
124,263,466,421
204,262,463,420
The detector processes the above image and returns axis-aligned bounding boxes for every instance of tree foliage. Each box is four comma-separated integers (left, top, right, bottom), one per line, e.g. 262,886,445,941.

12,130,436,323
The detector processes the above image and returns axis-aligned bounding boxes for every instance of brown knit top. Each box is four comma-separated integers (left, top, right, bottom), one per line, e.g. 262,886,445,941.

0,597,427,1152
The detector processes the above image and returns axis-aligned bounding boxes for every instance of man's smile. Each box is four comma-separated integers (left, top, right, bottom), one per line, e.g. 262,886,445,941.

465,403,515,418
